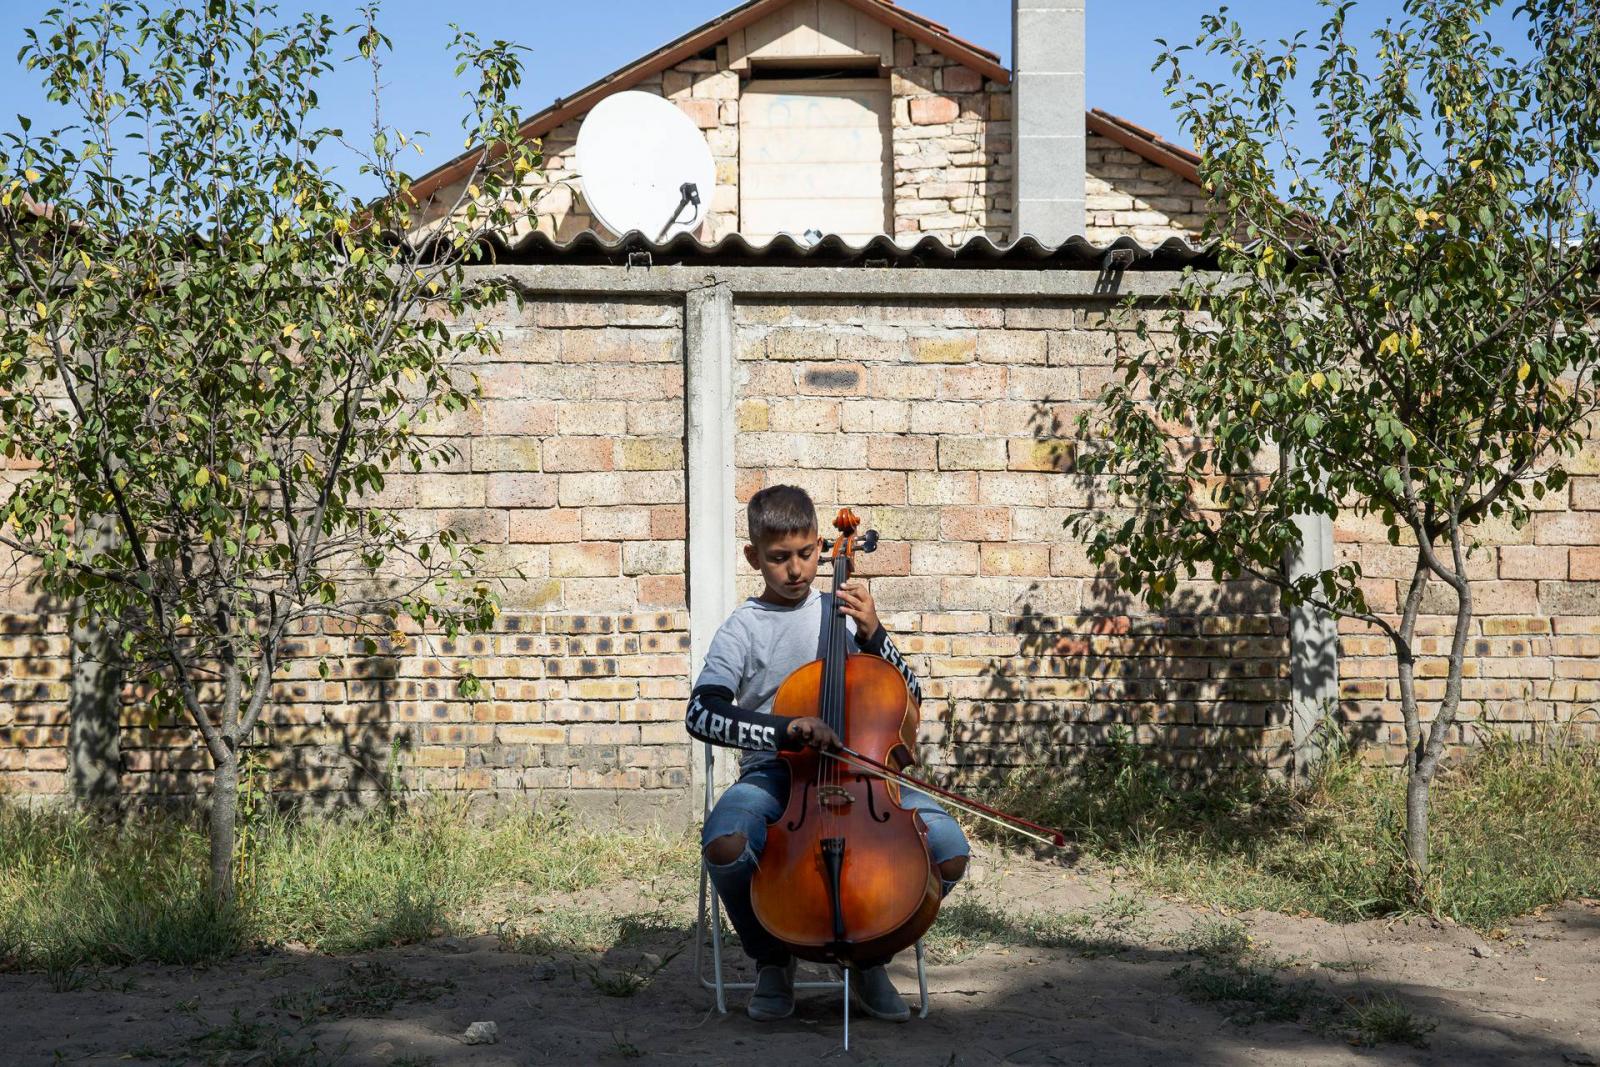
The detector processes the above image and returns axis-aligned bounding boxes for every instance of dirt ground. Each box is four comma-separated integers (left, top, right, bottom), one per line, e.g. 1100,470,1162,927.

4,842,1598,1066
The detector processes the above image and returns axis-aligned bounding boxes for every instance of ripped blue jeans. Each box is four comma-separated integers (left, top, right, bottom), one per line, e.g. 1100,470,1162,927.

702,758,970,966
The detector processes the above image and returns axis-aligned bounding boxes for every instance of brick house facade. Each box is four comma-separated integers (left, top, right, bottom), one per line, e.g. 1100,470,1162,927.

408,0,1209,249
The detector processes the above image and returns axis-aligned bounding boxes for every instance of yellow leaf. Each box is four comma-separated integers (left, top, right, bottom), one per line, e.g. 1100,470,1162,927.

1518,361,1530,383
1469,158,1483,171
302,453,317,473
1310,372,1326,390
1413,207,1428,225
1409,325,1421,350
1250,399,1262,416
179,613,192,626
282,323,296,338
24,168,39,183
1379,333,1400,356
466,183,481,200
34,302,46,318
194,467,210,487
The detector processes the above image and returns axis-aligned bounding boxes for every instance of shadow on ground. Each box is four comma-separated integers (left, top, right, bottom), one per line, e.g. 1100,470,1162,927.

4,874,1596,1067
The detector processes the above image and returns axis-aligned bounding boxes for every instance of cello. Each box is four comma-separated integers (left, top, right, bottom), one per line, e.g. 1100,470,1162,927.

750,508,941,970
749,508,1065,1027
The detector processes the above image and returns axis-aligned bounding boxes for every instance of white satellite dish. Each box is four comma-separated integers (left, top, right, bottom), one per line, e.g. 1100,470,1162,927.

576,91,716,242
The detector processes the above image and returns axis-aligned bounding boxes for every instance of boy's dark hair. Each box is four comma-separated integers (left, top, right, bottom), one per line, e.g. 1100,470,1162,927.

747,485,817,545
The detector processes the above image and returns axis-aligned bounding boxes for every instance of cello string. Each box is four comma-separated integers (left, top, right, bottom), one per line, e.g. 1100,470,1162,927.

827,543,843,837
825,543,838,844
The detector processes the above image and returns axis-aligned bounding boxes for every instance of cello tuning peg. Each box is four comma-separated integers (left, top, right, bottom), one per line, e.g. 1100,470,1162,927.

858,530,879,552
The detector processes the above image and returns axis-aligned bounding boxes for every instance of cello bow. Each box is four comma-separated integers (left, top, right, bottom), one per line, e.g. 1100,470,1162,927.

821,746,1067,848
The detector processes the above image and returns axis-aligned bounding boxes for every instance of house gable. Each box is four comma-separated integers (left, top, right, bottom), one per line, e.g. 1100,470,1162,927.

408,0,1209,248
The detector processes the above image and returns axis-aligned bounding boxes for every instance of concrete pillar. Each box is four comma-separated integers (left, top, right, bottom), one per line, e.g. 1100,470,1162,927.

1286,469,1339,777
684,281,738,809
1011,0,1086,243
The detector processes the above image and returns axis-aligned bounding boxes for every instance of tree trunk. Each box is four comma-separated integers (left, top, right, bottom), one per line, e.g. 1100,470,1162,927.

209,748,239,907
67,510,123,805
1405,764,1433,880
1403,527,1472,891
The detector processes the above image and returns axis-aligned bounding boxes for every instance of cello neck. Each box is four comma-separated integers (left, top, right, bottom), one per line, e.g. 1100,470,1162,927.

821,549,850,733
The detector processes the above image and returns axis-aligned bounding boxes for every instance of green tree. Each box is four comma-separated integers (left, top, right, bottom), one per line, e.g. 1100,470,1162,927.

1074,0,1600,887
0,0,539,903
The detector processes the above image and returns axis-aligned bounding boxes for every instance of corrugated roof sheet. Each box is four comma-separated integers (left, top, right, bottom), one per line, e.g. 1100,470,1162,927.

426,230,1220,270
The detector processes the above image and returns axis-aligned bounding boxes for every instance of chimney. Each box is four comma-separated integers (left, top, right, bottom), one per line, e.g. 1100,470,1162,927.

1011,0,1086,243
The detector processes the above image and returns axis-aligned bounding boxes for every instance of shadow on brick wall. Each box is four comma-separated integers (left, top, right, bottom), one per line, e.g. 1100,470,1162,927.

104,632,408,817
951,581,1293,790
933,398,1378,792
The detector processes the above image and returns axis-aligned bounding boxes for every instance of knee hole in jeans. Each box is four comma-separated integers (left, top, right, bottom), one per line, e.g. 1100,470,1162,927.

703,832,748,867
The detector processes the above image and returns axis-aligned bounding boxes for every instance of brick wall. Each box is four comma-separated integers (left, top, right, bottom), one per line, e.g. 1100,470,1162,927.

731,297,1291,777
889,36,1013,243
1083,134,1210,246
7,278,1594,805
0,295,695,808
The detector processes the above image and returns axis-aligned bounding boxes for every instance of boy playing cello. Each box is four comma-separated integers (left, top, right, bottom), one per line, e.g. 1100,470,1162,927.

685,485,969,1022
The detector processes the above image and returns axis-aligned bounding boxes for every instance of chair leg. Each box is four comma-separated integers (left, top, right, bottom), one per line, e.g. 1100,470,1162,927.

842,966,851,1050
695,858,731,1013
709,884,729,1013
698,743,730,1014
915,938,929,1018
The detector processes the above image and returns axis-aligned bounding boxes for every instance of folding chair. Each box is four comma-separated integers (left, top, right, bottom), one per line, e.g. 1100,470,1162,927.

692,741,930,1030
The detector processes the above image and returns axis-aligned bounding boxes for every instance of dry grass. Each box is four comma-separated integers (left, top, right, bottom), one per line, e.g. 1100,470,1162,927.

984,729,1600,930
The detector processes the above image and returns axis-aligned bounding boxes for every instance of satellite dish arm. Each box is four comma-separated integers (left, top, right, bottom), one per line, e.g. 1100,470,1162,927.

654,182,701,242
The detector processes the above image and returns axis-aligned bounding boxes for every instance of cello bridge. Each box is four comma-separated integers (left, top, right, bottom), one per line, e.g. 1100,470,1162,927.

818,785,853,809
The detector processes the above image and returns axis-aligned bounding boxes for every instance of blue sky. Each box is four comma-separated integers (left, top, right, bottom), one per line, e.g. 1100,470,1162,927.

2,1,1528,197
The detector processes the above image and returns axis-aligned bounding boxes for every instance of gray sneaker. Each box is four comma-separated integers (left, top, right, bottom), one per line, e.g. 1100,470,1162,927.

746,959,797,1021
848,964,911,1022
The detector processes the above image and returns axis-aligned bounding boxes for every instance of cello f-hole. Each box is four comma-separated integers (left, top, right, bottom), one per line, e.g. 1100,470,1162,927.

862,775,892,823
786,779,812,832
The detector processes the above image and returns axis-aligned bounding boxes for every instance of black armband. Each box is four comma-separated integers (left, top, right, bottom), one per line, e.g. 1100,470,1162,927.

684,684,796,752
855,627,923,704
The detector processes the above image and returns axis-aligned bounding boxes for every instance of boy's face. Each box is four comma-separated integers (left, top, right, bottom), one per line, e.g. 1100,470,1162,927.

745,527,822,605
